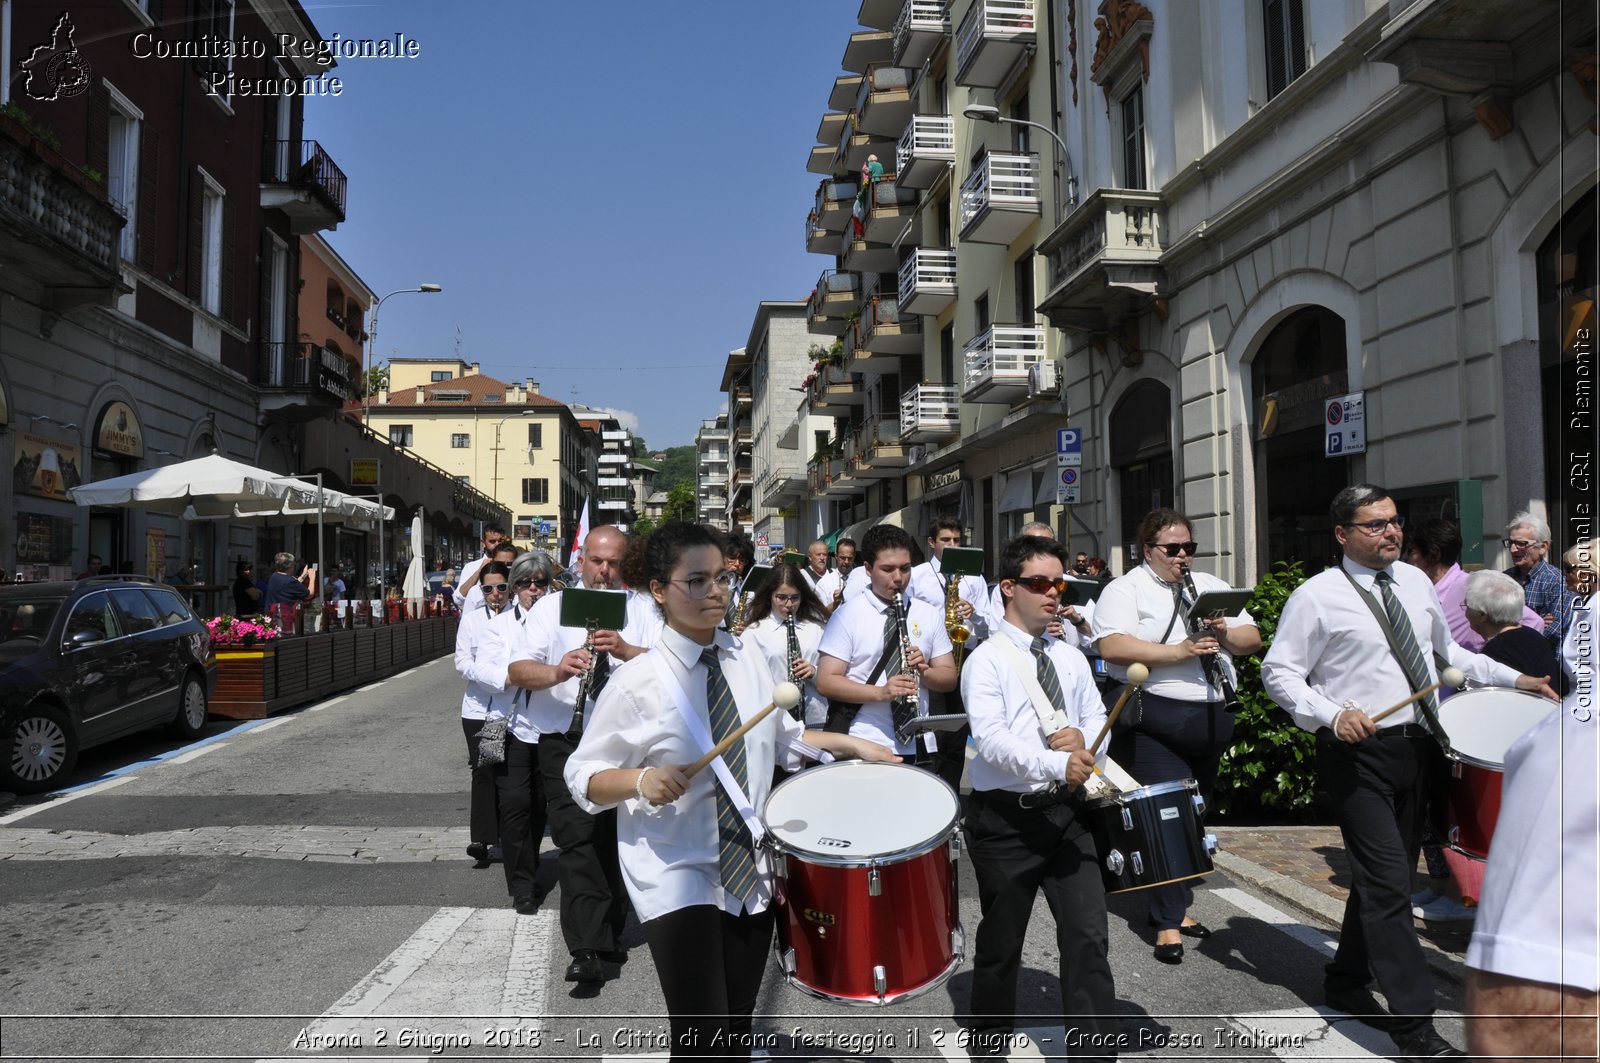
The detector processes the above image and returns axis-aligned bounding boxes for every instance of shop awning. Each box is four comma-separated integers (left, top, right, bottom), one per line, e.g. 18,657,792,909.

998,469,1037,513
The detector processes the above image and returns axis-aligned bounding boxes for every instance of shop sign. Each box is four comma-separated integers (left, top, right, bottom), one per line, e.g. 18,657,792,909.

16,512,73,563
350,459,381,489
15,431,83,500
94,401,145,458
925,466,963,493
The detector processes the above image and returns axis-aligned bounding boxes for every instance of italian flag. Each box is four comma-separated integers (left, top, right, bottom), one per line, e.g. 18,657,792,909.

569,497,591,570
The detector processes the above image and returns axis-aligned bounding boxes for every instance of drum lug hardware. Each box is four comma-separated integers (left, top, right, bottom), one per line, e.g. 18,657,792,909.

1131,851,1144,876
781,948,797,975
1106,849,1124,876
1192,793,1206,817
951,923,966,962
949,833,962,862
1203,833,1217,855
873,965,887,999
1119,806,1133,832
868,866,882,897
1448,825,1460,845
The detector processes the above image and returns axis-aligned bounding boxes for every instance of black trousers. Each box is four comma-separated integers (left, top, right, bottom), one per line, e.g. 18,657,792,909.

932,685,970,795
1107,693,1230,929
538,731,628,955
965,792,1118,1061
461,717,502,846
1319,730,1441,1038
642,903,775,1061
494,734,547,900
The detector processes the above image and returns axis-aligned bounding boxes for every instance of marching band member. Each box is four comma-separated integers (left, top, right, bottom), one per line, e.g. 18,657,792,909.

908,517,991,791
504,526,662,986
817,536,854,610
564,522,897,1060
962,534,1117,1060
740,562,829,727
816,525,958,766
799,540,832,596
453,561,512,872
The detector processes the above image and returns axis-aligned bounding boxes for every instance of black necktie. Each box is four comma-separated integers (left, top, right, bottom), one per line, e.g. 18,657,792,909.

701,649,758,904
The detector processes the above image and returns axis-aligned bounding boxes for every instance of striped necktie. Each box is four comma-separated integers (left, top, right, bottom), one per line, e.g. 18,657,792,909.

701,648,758,905
1030,636,1068,718
1372,570,1439,727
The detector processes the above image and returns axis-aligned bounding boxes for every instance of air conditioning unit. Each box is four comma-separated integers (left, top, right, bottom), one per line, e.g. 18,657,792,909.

1028,360,1062,398
907,444,927,466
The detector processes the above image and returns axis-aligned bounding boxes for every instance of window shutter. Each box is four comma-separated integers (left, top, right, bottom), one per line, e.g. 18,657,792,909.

186,171,202,299
192,0,218,80
138,127,158,270
86,82,109,179
221,194,236,323
1287,0,1306,83
1264,0,1286,98
258,229,275,368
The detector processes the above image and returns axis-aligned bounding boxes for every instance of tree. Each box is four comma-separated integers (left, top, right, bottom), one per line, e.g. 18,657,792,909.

664,481,697,523
652,445,699,493
359,362,388,399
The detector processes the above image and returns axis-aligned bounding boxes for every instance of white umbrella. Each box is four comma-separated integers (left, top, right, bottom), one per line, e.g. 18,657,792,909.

402,509,426,600
68,453,317,513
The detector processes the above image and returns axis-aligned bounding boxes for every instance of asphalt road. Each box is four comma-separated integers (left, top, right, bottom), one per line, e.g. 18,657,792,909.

0,655,1464,1061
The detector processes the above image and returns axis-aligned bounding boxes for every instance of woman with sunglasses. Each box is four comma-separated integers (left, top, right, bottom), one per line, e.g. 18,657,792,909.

564,522,898,1059
1090,508,1262,963
740,562,830,727
453,561,513,871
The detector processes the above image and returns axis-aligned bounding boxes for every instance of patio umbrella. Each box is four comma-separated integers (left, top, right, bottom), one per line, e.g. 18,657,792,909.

68,452,317,513
402,509,426,600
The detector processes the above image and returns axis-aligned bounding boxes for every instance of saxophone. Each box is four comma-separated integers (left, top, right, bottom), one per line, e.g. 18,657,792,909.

891,592,920,731
945,575,972,669
729,583,754,630
784,612,806,719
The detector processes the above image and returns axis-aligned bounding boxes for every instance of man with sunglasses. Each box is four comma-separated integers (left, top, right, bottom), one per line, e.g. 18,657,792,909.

1263,484,1556,1059
503,526,662,986
961,534,1117,1059
1502,511,1576,649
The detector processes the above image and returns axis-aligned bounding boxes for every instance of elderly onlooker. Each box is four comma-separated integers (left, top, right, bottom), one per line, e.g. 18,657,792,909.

1464,571,1561,690
1560,538,1598,705
1503,511,1576,648
261,551,316,607
1405,519,1543,653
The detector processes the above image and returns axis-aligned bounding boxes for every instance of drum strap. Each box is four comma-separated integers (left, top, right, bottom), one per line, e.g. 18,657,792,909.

990,635,1106,776
1338,566,1451,747
647,651,766,845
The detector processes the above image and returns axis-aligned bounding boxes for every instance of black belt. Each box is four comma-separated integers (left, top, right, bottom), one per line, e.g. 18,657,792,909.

1375,723,1430,739
975,785,1077,812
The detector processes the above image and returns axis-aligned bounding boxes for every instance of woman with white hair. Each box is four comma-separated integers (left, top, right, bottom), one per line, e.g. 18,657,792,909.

1464,570,1561,688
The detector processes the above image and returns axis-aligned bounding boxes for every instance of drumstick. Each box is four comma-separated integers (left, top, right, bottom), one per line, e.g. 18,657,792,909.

684,682,802,779
1089,663,1149,756
1369,667,1464,725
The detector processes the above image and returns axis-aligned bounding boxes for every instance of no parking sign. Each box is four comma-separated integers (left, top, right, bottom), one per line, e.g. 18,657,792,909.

1056,465,1080,505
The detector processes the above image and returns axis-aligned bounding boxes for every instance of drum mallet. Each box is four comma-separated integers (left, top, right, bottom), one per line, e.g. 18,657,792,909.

1089,663,1150,757
684,682,802,779
1369,667,1465,725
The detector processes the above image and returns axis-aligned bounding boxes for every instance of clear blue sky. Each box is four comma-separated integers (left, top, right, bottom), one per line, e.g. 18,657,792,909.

303,0,858,449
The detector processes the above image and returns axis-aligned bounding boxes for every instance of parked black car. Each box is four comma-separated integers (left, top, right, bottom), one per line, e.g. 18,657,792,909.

0,576,217,793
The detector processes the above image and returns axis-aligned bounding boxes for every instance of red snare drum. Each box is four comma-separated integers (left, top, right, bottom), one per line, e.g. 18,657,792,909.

1436,688,1555,859
762,762,963,1005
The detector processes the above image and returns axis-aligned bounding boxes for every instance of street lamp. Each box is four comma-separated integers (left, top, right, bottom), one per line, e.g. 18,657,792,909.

963,104,1078,218
362,284,444,424
491,409,539,509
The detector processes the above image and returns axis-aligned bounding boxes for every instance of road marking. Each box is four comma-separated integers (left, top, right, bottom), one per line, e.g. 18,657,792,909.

501,907,555,1019
164,744,223,764
1212,886,1339,958
306,695,348,712
0,775,135,825
245,716,295,734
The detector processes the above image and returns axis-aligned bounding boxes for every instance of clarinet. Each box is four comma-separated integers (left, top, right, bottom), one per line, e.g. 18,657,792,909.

1180,564,1242,713
891,592,920,722
570,620,600,733
784,612,806,720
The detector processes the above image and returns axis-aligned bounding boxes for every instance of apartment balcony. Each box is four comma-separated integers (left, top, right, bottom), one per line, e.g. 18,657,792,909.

859,0,901,30
898,248,957,316
963,324,1046,404
817,111,848,148
808,143,840,176
830,75,865,112
824,456,863,498
1037,188,1166,331
0,112,126,308
704,493,729,510
602,429,630,442
731,465,753,491
806,177,859,253
863,175,918,243
1368,0,1525,101
260,140,347,234
954,0,1036,88
807,457,830,497
959,151,1040,245
598,451,632,467
859,292,923,355
849,414,910,477
894,0,950,68
734,385,753,410
809,364,866,415
807,269,862,335
896,115,955,189
734,427,753,451
840,229,899,274
760,467,809,508
842,30,893,73
258,341,354,419
855,64,913,138
899,382,961,442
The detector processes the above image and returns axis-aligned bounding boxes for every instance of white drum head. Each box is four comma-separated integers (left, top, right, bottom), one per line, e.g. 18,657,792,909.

763,761,958,860
1437,687,1556,768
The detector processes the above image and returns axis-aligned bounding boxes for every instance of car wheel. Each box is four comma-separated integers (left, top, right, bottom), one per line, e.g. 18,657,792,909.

169,672,208,739
2,704,78,794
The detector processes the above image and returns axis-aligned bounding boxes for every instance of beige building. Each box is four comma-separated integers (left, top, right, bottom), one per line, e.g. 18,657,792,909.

366,360,594,554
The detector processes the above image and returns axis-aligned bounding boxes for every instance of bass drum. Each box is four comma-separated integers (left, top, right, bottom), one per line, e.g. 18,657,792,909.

1083,779,1217,894
762,761,963,1005
1436,687,1556,859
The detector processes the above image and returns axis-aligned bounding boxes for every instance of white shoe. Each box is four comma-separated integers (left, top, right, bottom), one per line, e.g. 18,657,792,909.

1415,896,1476,922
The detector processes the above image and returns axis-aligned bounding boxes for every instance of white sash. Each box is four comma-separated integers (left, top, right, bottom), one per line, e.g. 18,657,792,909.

647,650,765,844
990,634,1070,734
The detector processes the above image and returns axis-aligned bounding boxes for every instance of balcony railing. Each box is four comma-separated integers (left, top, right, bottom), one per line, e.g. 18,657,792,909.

963,324,1047,403
894,0,950,68
898,248,957,316
854,63,914,138
849,414,909,476
860,293,922,355
864,175,919,243
954,0,1036,87
261,140,347,232
809,364,866,414
814,177,859,232
0,113,125,297
959,151,1040,245
807,269,862,335
900,382,961,441
896,114,955,189
258,341,353,404
1039,188,1166,331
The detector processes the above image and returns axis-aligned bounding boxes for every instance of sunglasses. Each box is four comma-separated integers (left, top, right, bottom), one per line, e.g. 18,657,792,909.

515,578,550,589
1011,575,1071,595
481,583,509,594
1150,542,1200,557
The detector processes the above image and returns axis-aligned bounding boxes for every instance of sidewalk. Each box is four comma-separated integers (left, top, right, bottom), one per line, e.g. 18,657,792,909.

1212,823,1475,983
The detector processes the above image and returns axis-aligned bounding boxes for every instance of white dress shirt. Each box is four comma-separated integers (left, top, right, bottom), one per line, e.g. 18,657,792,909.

744,614,828,726
479,600,540,737
502,586,663,741
563,626,808,923
961,619,1107,794
908,555,992,640
452,555,488,610
841,565,870,601
818,589,953,755
1091,563,1253,700
1262,558,1523,732
813,569,843,603
989,584,1098,653
454,599,507,721
1561,594,1594,703
1466,701,1599,991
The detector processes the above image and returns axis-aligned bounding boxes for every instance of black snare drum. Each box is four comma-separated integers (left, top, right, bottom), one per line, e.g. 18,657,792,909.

1083,779,1217,893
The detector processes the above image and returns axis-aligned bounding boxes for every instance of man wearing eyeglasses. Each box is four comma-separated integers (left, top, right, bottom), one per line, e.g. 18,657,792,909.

503,526,662,986
1263,483,1556,1060
1502,511,1576,649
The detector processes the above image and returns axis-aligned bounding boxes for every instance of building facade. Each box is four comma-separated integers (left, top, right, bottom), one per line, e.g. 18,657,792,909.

696,414,731,531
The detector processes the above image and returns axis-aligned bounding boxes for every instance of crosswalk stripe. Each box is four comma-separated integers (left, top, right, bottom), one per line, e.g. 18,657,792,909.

1212,885,1339,958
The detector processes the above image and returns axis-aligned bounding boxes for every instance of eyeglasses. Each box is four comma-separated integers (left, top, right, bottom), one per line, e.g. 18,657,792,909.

1150,542,1200,557
773,593,802,604
1345,518,1405,536
481,583,508,595
1012,575,1071,595
515,578,550,589
669,572,741,599
1503,537,1540,549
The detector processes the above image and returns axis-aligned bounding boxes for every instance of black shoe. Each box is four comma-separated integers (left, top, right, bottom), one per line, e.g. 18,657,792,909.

1153,941,1184,964
1324,984,1386,1021
1392,1028,1464,1057
599,949,628,964
1179,921,1211,939
467,842,490,869
512,894,539,916
565,950,604,984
